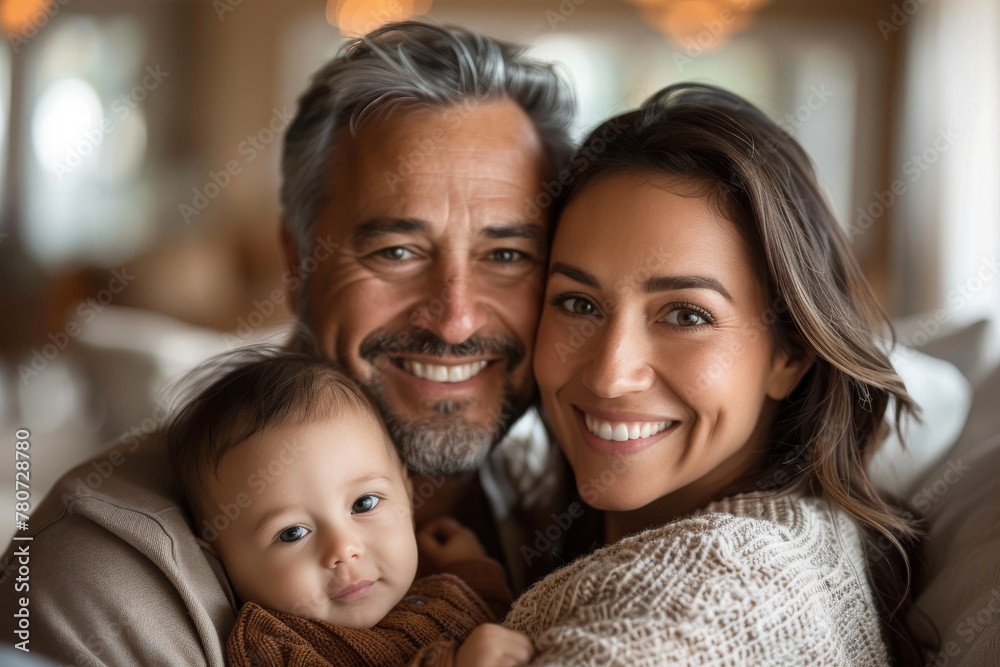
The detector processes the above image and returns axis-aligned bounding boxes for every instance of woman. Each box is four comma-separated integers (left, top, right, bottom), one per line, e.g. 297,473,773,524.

505,84,922,665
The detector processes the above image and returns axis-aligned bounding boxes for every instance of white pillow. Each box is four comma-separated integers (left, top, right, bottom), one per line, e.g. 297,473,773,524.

867,347,972,497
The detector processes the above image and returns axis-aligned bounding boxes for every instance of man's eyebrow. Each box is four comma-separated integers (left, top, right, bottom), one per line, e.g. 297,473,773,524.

480,222,544,240
644,275,734,303
550,262,601,289
350,217,427,245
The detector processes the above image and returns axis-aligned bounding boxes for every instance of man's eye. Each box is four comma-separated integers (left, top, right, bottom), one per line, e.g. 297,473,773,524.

378,247,414,261
489,249,525,263
351,495,381,514
278,526,309,543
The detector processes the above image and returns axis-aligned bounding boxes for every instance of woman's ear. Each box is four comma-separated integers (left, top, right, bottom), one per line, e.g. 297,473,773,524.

766,344,816,401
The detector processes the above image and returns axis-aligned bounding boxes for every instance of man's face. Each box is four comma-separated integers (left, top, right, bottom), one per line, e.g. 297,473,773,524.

291,100,551,476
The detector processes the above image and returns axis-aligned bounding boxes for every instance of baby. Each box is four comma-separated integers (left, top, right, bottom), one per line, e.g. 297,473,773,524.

166,347,534,667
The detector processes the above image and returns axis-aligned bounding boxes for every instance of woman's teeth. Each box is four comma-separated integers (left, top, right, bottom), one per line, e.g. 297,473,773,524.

583,412,674,442
401,360,489,383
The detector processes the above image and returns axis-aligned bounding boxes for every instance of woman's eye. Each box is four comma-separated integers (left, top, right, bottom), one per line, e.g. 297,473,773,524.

351,495,381,514
663,307,710,327
552,296,598,316
278,526,309,543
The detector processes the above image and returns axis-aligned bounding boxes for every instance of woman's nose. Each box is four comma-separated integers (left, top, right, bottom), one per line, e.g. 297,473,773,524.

581,317,655,398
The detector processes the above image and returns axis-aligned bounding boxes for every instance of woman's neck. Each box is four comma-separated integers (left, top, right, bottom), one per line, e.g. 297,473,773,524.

602,439,770,544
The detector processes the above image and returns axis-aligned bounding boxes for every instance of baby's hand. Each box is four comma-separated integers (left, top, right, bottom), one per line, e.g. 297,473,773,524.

416,517,487,571
456,623,534,667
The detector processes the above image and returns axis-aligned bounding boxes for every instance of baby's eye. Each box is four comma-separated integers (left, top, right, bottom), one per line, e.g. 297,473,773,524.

278,525,309,543
351,495,381,514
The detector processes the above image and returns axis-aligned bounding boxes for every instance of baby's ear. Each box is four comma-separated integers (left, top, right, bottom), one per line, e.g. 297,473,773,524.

197,537,219,557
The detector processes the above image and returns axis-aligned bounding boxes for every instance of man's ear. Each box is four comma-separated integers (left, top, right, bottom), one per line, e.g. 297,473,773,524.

766,345,816,401
280,219,300,317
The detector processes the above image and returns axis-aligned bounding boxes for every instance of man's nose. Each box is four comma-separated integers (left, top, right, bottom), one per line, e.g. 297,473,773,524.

581,316,655,398
411,261,490,345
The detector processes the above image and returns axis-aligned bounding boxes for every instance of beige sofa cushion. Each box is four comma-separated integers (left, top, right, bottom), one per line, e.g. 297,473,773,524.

907,362,1000,665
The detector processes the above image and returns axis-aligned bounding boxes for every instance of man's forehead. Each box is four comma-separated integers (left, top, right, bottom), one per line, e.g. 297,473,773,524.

323,100,552,234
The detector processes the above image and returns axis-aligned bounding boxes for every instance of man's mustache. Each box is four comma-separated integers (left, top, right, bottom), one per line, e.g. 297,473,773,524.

359,330,525,371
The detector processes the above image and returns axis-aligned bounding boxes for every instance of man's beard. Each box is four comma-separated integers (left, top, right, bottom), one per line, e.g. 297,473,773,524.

359,330,530,476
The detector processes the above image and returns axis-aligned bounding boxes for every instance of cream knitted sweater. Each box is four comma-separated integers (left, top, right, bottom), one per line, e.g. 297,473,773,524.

505,493,890,666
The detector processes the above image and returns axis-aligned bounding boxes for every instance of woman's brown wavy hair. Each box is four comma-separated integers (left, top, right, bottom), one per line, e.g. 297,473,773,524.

558,83,927,663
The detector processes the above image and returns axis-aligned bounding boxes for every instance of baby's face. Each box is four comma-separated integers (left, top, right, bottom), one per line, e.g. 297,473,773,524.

205,411,418,628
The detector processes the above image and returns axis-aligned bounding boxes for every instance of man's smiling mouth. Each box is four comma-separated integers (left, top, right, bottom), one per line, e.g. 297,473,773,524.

399,359,490,383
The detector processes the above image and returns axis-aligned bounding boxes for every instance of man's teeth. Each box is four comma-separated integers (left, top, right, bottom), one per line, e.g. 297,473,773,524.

401,360,489,383
583,413,674,442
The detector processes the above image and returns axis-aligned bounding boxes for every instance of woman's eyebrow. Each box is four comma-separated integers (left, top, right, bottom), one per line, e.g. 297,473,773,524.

644,276,734,303
550,261,734,303
550,261,601,288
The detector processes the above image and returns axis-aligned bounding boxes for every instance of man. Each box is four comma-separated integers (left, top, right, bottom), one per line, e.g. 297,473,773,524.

0,21,577,666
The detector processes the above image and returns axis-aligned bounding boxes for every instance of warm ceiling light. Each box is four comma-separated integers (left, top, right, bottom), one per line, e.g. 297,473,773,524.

327,0,433,37
625,0,768,51
0,0,52,36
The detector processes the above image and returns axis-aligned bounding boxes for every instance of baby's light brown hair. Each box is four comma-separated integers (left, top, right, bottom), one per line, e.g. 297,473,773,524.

166,345,394,538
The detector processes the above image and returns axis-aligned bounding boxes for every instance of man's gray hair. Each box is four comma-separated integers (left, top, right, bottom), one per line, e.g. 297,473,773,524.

279,20,575,262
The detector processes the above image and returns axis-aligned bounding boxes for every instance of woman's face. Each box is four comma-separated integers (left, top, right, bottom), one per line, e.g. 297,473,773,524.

535,172,808,512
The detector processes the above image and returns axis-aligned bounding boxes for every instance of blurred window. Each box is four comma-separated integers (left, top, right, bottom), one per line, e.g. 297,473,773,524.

0,42,9,224
23,15,153,268
529,28,859,224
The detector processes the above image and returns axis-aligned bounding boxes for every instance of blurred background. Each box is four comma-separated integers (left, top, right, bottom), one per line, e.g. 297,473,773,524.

0,0,998,537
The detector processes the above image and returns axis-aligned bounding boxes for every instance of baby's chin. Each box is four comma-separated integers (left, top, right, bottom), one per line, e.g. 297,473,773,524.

312,587,409,629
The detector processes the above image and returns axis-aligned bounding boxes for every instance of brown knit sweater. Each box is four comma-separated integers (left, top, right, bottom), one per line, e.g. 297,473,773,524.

227,560,513,667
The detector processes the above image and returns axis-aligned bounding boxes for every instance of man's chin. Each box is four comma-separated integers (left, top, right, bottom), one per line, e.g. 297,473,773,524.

383,411,497,476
